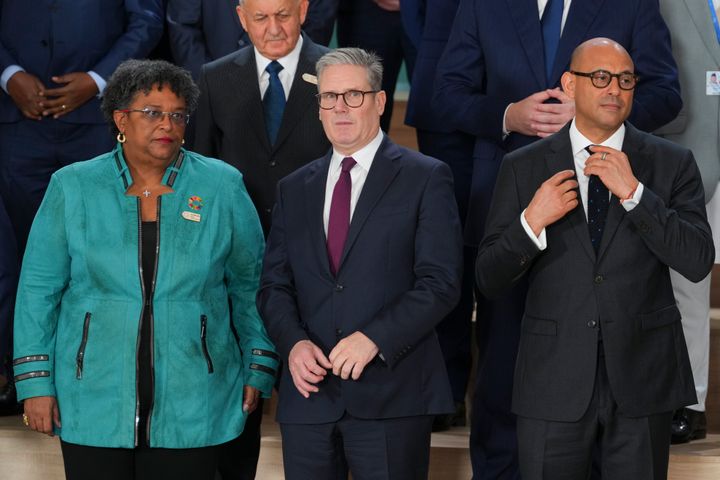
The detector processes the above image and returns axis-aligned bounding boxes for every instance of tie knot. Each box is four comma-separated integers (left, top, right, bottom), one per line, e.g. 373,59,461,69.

341,157,357,172
584,145,596,156
266,60,283,77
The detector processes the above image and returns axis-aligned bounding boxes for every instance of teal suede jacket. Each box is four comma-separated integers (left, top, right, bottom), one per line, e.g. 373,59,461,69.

13,145,278,448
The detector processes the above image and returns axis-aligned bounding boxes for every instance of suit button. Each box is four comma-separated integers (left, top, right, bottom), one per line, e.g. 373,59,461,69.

335,328,342,336
587,320,597,328
594,275,604,284
265,208,271,213
334,284,344,292
638,221,650,233
269,161,277,167
519,256,527,266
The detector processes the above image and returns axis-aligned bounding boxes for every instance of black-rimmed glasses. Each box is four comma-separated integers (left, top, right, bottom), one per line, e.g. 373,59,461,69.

119,108,190,125
316,90,378,110
569,70,638,90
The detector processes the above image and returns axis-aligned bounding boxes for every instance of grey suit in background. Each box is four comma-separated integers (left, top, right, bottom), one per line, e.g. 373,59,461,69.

655,0,720,436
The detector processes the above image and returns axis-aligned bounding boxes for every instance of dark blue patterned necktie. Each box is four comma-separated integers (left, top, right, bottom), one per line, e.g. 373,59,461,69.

585,146,609,253
263,60,285,145
541,0,563,83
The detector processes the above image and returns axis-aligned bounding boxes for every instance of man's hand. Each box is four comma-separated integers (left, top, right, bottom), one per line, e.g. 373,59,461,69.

23,396,61,436
242,385,260,413
328,332,379,380
584,146,639,200
288,340,332,398
506,89,575,138
39,72,98,119
6,71,45,120
373,0,400,11
524,170,579,236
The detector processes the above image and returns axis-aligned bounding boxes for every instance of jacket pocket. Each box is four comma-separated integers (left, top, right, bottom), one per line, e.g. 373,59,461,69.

640,304,681,330
76,312,91,379
521,315,557,336
200,315,214,374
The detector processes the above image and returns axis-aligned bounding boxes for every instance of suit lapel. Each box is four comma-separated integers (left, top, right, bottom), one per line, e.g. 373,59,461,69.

546,127,596,261
305,152,333,276
338,137,402,272
549,0,605,86
506,0,547,89
274,36,320,151
685,0,720,67
233,50,272,152
596,123,649,261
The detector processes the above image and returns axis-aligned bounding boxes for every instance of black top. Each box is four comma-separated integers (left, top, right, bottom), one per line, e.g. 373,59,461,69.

138,221,157,448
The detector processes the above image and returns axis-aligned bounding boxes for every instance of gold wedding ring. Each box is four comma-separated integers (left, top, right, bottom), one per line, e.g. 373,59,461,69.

22,414,29,426
601,152,607,161
61,104,67,110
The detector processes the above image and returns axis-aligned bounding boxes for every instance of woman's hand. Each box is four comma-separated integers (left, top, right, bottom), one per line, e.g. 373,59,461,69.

242,386,260,414
23,396,61,436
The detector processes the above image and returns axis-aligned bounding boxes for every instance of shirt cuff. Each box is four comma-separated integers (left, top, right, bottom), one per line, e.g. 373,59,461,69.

521,209,547,250
620,182,644,211
1,65,25,93
502,103,513,138
87,71,106,97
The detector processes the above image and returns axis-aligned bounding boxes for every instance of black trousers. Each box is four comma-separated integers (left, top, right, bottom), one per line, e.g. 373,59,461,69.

281,413,434,480
516,348,673,480
61,440,219,480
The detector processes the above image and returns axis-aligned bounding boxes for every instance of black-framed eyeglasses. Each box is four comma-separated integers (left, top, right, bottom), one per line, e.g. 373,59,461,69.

119,108,190,125
569,70,638,90
316,90,378,110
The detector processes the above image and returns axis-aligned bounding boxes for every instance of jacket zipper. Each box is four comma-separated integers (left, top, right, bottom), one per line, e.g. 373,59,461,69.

200,315,214,373
75,312,91,379
133,199,146,447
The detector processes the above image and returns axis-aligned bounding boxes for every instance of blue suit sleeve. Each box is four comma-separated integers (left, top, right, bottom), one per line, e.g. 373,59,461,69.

627,0,682,131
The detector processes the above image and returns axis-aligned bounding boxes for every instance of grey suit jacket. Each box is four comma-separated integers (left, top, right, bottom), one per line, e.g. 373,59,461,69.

657,0,720,201
194,34,331,235
476,123,714,421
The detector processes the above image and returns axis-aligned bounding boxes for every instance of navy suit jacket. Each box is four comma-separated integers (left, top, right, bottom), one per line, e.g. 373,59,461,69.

258,137,462,424
476,123,713,421
167,0,339,80
434,0,681,244
0,0,163,124
0,196,17,364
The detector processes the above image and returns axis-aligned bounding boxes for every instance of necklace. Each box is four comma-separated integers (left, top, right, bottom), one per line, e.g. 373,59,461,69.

142,189,151,198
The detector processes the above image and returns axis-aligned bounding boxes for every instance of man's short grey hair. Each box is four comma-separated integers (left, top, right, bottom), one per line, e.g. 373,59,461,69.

316,48,383,91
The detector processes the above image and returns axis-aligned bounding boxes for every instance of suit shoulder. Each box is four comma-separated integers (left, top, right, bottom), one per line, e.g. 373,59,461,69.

183,149,243,180
202,48,250,76
278,154,329,187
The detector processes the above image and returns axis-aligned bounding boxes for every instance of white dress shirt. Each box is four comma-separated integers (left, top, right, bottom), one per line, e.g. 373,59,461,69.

522,119,644,249
254,36,303,101
323,128,384,236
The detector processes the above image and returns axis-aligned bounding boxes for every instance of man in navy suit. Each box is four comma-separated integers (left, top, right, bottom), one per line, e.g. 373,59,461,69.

0,0,163,258
0,0,163,416
434,1,681,478
401,0,475,431
258,47,463,479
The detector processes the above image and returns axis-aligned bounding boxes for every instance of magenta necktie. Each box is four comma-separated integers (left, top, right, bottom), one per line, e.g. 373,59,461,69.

327,157,357,275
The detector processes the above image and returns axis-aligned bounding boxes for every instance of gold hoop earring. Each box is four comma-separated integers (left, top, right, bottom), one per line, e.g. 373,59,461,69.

182,138,185,145
117,132,126,144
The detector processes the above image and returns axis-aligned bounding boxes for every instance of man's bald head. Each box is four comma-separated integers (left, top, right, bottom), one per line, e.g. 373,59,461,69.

561,37,635,143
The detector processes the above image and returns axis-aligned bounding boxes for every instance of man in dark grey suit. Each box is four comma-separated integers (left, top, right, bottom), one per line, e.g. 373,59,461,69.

476,38,714,479
193,0,329,477
194,0,330,235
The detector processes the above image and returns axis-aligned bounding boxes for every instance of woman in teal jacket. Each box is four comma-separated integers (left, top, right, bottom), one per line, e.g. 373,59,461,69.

13,59,278,479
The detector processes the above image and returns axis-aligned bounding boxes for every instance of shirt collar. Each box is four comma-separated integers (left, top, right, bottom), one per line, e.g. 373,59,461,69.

254,35,304,79
330,128,384,173
569,119,625,157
